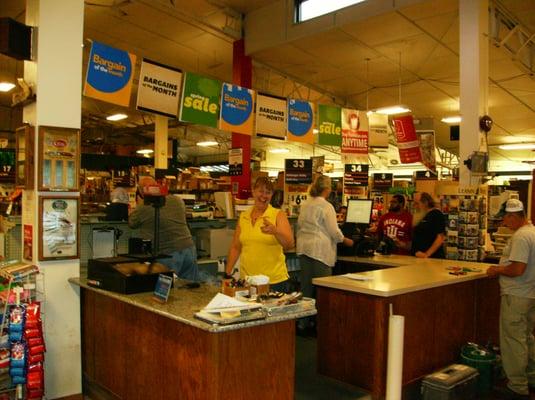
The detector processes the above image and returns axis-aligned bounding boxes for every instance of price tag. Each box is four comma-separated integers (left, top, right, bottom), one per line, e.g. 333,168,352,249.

153,274,173,303
287,192,308,206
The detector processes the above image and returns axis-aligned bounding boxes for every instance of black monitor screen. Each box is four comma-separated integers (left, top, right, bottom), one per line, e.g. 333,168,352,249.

345,199,373,224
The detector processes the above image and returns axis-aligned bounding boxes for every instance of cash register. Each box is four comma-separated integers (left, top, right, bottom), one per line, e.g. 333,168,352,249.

343,199,377,257
88,184,174,294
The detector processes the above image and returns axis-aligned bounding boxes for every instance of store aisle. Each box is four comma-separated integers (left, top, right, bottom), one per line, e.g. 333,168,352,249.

295,335,371,400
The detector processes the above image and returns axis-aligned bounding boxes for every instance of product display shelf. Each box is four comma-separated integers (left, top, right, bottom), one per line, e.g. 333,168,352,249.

441,194,488,262
0,262,44,400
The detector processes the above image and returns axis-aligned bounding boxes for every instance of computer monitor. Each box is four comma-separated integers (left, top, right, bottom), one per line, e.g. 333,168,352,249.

345,199,373,225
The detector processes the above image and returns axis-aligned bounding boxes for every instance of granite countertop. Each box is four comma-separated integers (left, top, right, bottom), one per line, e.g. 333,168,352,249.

315,254,492,297
70,277,316,333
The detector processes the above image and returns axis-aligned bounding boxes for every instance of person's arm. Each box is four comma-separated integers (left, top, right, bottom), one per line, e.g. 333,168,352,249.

324,204,353,246
260,211,294,250
226,224,242,275
487,261,527,278
128,206,144,229
376,217,384,241
415,233,445,258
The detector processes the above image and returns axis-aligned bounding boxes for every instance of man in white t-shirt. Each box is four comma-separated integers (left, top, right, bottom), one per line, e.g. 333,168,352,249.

487,199,535,400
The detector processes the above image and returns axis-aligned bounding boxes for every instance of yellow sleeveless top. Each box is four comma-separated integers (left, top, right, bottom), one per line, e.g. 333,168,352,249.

238,204,288,284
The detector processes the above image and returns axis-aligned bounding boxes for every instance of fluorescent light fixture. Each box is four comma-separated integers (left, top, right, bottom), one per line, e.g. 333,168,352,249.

297,0,367,22
313,129,319,134
374,106,411,115
269,148,290,154
196,141,218,147
106,113,128,121
441,116,462,124
0,82,16,92
498,143,535,150
136,149,154,155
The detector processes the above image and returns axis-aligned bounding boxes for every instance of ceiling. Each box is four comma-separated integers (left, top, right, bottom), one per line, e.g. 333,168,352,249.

1,0,535,174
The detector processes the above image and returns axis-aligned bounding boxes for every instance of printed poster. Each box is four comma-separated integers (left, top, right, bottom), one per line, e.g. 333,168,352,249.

341,108,368,154
287,99,314,144
255,94,286,139
84,41,136,107
228,148,243,176
136,59,182,118
368,112,389,148
220,83,255,135
318,104,342,146
392,114,422,164
179,72,221,128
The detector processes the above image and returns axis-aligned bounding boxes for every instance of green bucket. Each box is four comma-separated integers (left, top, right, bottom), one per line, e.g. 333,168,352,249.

460,344,497,394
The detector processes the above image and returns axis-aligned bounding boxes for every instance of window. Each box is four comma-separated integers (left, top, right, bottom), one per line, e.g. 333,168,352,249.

295,0,367,23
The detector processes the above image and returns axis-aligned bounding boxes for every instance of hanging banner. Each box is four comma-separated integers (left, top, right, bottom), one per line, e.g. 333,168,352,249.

341,109,368,154
417,130,436,170
392,115,422,164
136,59,182,118
373,173,393,190
228,148,243,176
219,83,255,135
318,104,342,146
287,99,314,144
84,41,136,107
344,164,369,187
368,112,389,148
255,94,287,139
179,72,221,128
284,159,312,184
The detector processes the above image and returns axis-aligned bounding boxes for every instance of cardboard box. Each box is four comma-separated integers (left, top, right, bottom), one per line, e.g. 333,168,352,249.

221,279,249,298
249,284,269,296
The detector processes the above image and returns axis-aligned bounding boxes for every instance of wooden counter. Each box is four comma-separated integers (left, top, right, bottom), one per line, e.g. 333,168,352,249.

72,278,315,400
313,255,499,399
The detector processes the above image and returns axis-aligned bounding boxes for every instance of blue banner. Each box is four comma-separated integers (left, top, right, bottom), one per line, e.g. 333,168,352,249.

287,99,314,144
83,41,136,107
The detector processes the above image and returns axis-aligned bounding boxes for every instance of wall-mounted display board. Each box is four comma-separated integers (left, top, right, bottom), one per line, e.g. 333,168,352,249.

15,125,34,188
39,196,80,260
38,126,80,191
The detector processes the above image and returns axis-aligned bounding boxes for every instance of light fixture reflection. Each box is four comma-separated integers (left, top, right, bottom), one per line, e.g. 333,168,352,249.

196,141,218,147
269,148,290,154
441,116,462,124
106,113,128,121
0,82,16,92
374,106,411,115
498,143,535,150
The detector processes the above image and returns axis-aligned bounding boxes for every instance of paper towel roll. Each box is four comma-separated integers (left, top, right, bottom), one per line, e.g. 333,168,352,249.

386,314,405,400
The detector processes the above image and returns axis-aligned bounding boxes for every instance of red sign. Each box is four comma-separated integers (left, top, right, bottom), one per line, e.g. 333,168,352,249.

342,129,368,154
23,224,33,261
53,139,67,148
392,115,422,164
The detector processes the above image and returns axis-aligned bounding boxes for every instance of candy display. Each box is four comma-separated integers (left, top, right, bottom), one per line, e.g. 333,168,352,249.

0,263,44,399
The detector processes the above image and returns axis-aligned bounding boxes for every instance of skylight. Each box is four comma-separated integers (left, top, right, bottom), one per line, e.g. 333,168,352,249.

296,0,367,22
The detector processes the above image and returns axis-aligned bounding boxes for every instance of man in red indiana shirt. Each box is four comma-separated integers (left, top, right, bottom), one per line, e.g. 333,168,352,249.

377,194,413,255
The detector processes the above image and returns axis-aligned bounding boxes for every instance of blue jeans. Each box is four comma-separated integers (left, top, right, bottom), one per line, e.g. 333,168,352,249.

157,246,199,281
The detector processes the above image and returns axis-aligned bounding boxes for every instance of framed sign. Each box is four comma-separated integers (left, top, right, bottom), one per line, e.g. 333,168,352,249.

16,125,34,188
39,196,80,260
38,126,80,191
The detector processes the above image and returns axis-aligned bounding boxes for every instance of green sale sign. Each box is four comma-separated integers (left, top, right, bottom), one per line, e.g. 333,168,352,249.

318,104,342,146
179,72,221,128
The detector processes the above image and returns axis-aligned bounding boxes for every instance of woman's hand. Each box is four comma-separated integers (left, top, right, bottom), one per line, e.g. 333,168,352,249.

415,251,429,258
260,217,277,235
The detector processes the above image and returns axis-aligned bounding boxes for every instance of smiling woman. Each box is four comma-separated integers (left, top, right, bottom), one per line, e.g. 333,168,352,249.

225,176,295,292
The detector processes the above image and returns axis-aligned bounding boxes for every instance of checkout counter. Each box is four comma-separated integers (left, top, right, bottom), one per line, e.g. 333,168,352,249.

313,254,499,400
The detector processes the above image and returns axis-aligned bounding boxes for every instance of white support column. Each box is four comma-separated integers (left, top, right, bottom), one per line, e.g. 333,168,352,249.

154,114,168,169
459,0,489,189
23,0,83,398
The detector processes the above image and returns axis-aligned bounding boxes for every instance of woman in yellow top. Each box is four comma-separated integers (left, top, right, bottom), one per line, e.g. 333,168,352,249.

226,177,295,292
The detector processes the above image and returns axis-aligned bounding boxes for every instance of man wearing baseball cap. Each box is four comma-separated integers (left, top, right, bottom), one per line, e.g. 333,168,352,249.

488,199,535,400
